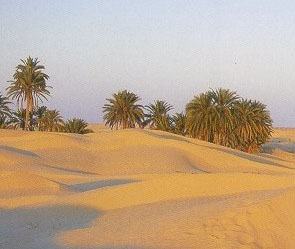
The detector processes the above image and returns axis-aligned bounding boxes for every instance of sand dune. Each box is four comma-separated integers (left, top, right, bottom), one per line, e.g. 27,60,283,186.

0,127,295,248
263,128,295,164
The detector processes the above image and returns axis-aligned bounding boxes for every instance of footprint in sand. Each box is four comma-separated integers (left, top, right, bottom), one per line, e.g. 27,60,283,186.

203,213,260,249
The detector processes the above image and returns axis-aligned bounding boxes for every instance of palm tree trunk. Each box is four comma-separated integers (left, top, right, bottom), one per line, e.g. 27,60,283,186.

25,96,30,131
123,119,127,129
205,133,209,142
25,94,33,131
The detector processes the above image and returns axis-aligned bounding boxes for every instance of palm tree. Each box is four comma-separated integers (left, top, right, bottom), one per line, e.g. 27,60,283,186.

0,93,12,118
64,118,93,134
39,110,64,132
209,88,239,146
186,92,215,142
144,100,173,129
34,106,47,130
10,109,27,130
103,90,144,129
172,112,187,136
233,99,273,152
153,114,173,132
7,57,51,131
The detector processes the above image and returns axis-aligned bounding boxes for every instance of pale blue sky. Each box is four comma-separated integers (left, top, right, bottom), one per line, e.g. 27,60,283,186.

1,0,295,126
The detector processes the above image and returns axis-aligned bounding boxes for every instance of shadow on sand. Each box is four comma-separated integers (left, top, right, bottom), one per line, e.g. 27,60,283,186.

201,144,290,168
0,205,99,249
0,145,39,157
140,130,195,145
71,179,137,192
141,130,289,169
41,163,99,175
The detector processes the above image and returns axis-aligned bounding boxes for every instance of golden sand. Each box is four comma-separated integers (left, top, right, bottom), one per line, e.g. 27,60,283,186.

0,125,295,249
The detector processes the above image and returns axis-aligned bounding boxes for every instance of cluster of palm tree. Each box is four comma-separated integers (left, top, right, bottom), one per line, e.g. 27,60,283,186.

186,88,272,152
103,88,273,153
0,57,92,134
0,95,92,134
102,92,186,133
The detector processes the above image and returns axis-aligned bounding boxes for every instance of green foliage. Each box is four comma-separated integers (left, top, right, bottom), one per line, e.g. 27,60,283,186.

33,105,47,130
34,106,48,120
9,109,27,130
208,88,240,146
64,118,93,134
103,90,144,129
7,57,51,130
153,114,173,132
39,109,64,132
144,100,173,130
172,112,187,136
233,99,273,153
6,107,46,131
186,88,273,153
186,92,216,142
0,116,13,129
9,107,44,131
0,93,12,119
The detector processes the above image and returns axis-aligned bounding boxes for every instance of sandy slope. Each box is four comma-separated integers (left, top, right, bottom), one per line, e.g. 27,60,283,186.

263,128,295,163
0,126,295,249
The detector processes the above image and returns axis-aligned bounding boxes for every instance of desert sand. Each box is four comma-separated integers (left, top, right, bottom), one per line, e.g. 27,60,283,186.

1,125,295,249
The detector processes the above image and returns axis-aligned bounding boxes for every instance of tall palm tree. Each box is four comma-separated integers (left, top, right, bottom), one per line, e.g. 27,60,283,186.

103,90,144,129
39,110,64,132
0,93,12,118
7,57,51,130
64,118,93,134
172,112,187,136
186,92,215,142
144,100,173,129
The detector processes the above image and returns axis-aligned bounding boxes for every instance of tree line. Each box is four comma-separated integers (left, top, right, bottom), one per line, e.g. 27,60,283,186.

1,56,273,153
0,57,92,134
102,90,273,153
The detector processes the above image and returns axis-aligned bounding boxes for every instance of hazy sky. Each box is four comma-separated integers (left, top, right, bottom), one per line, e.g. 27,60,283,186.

1,0,295,126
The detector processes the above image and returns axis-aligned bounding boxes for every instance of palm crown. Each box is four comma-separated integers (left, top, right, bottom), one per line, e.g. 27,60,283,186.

64,118,93,134
103,90,144,129
144,100,173,129
39,109,64,132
